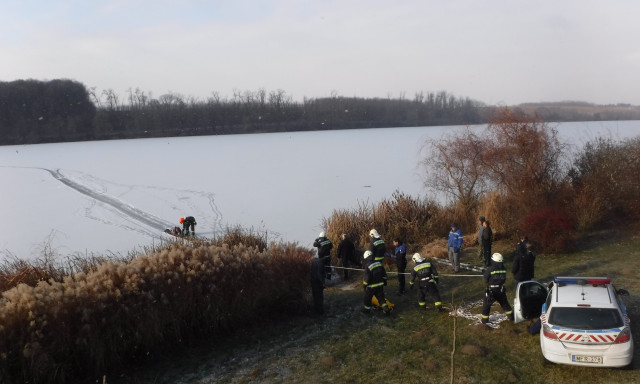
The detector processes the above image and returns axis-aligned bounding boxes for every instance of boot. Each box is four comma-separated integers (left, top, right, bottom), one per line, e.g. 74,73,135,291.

508,313,514,321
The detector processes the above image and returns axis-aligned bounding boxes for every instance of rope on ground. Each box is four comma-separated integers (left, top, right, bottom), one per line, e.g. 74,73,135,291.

330,265,483,277
450,292,457,384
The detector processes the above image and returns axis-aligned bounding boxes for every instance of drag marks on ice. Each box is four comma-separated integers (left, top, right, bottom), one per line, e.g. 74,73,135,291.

12,166,224,238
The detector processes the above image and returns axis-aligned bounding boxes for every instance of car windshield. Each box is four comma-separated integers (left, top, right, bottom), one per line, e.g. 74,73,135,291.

548,307,623,330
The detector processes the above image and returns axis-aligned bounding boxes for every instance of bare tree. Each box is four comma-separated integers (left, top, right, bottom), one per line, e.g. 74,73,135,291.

421,127,485,211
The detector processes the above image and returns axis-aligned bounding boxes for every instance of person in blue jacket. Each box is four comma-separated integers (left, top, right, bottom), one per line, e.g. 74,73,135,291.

448,222,463,273
393,238,407,295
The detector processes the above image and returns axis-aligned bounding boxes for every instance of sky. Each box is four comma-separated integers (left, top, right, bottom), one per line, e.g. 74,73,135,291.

2,0,640,106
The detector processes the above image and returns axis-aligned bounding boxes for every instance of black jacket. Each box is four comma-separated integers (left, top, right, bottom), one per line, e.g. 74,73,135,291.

337,238,355,262
483,261,507,289
481,226,493,248
363,259,387,288
512,249,536,282
410,260,439,287
369,237,386,261
314,237,333,258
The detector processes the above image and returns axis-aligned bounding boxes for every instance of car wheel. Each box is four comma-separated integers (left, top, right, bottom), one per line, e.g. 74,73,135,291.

541,355,553,366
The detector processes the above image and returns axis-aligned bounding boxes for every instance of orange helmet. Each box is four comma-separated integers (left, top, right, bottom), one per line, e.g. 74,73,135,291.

179,217,185,223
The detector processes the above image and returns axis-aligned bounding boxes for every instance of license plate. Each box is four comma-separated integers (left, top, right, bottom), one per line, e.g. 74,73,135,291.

572,355,603,364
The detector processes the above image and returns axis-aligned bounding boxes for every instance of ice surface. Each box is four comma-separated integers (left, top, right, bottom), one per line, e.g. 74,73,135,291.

1,121,638,260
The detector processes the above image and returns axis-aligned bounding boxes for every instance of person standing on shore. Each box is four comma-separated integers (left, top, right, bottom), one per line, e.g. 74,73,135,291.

393,238,407,295
448,222,463,273
477,216,485,262
481,220,493,267
337,234,356,280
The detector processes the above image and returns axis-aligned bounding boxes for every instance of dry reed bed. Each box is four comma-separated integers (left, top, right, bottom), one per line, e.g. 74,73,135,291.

0,241,313,383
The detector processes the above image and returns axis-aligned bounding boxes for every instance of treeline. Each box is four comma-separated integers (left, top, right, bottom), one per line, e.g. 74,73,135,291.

2,79,640,146
0,79,485,145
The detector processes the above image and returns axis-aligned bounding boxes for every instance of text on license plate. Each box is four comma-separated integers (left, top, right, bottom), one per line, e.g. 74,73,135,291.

572,355,603,364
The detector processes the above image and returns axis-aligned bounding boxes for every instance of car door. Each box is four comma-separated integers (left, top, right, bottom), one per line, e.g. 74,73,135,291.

513,281,548,323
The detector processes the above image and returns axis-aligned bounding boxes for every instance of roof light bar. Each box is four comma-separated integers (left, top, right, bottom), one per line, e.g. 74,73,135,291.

554,277,610,285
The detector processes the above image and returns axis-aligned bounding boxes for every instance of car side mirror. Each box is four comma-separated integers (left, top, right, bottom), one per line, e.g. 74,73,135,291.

617,289,630,296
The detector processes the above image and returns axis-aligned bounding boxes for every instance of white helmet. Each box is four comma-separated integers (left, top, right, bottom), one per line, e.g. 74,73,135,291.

491,253,503,263
363,250,373,259
412,253,425,263
318,231,326,238
369,229,380,238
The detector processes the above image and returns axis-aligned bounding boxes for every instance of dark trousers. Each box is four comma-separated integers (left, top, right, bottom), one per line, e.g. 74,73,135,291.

418,282,442,306
341,257,350,280
322,256,332,280
364,286,386,309
397,258,407,292
482,287,512,317
311,281,324,315
183,223,195,235
482,246,492,266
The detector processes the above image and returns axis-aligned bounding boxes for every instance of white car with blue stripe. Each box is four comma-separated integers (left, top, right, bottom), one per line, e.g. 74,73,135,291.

514,277,633,367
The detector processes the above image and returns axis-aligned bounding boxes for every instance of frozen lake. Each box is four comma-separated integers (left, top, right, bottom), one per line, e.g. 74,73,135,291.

1,121,638,260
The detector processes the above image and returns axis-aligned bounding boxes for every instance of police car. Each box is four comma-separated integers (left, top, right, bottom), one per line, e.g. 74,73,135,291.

513,277,633,367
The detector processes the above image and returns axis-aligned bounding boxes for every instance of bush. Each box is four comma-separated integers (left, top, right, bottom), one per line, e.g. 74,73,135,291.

521,207,576,253
569,137,640,230
323,191,441,253
0,241,312,383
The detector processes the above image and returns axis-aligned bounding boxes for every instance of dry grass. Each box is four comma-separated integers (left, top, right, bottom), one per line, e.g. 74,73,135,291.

0,236,313,383
323,190,442,252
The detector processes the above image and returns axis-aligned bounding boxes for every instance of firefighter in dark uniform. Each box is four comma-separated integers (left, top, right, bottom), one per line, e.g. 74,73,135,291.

310,253,326,315
314,231,333,280
180,216,197,236
481,252,514,324
393,238,408,295
409,253,444,311
362,250,390,315
369,229,386,262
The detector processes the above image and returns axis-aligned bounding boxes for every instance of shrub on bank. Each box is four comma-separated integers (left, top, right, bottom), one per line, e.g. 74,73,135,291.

323,191,441,254
0,241,313,383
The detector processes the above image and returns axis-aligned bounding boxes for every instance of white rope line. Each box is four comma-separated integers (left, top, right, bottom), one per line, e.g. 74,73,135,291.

329,265,483,277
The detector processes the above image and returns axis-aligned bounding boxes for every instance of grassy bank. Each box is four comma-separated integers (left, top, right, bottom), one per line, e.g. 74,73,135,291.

113,229,640,383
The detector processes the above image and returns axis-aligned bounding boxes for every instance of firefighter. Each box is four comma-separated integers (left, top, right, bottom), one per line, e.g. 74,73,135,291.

409,253,444,311
313,231,333,280
180,216,197,236
362,250,390,315
369,229,387,262
481,253,514,324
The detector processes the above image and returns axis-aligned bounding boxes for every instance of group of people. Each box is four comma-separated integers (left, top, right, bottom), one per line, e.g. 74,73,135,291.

312,221,537,325
311,229,444,316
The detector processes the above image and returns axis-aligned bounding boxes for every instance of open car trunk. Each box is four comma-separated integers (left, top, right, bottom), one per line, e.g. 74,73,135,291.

513,281,548,323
